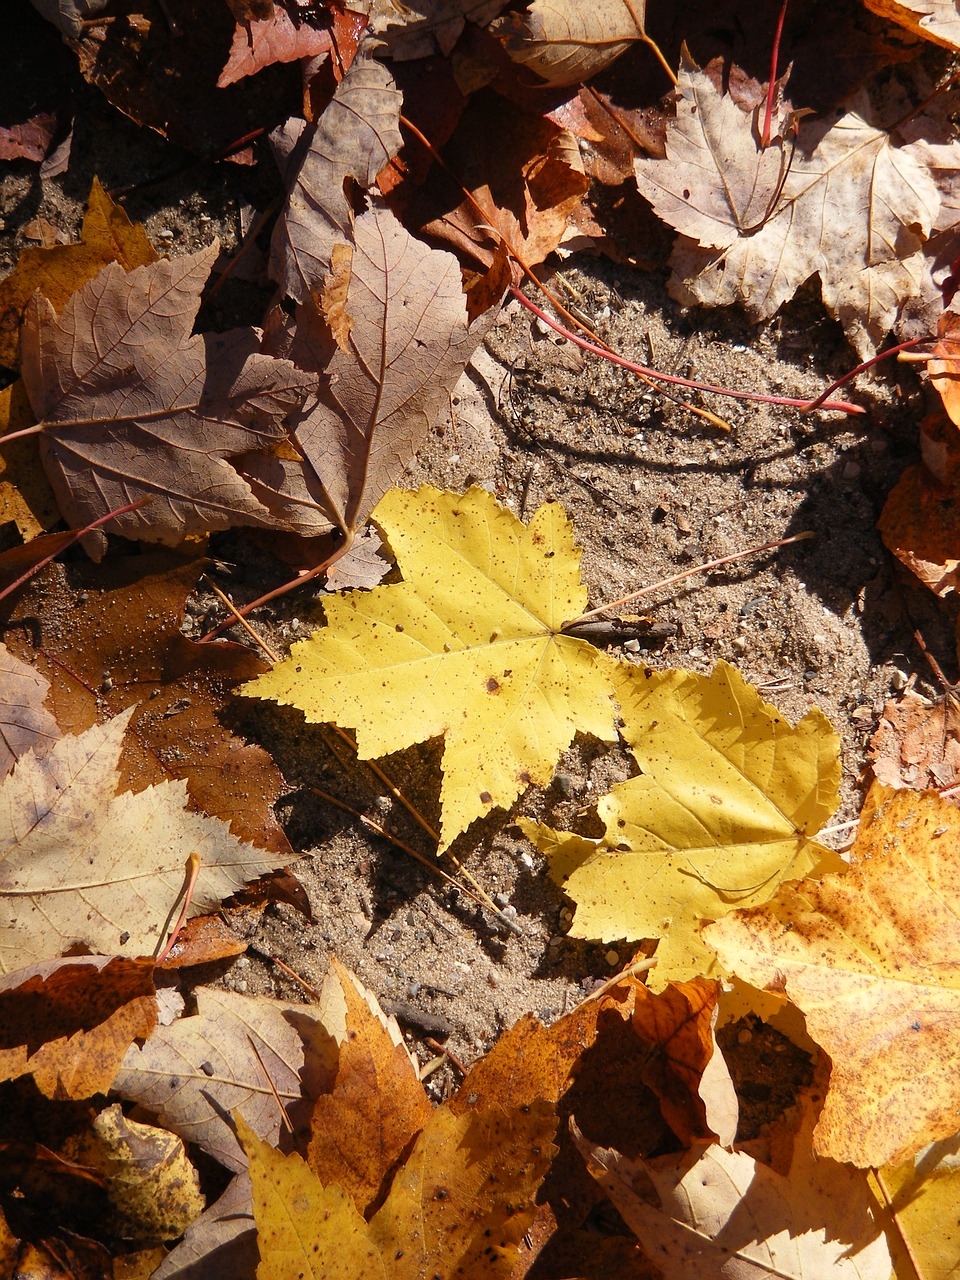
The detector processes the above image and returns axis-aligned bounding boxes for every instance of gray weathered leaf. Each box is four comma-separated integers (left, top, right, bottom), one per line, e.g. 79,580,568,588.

269,54,403,304
19,245,311,558
114,986,342,1171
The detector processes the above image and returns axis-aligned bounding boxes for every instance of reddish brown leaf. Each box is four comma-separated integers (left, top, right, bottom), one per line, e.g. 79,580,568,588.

869,687,960,792
19,246,311,559
0,551,294,857
251,205,490,537
0,956,156,1099
0,112,57,163
878,462,960,597
218,10,334,88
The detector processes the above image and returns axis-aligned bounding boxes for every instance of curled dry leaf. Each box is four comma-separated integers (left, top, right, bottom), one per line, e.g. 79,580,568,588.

218,8,333,87
0,955,156,1099
877,461,960,596
861,0,960,50
491,0,647,88
251,206,491,539
705,785,960,1167
64,1104,205,1242
19,245,311,558
0,111,57,163
635,59,944,358
114,985,343,1172
521,661,842,985
0,642,59,778
269,53,403,304
244,485,625,850
151,1172,256,1280
363,0,507,58
0,711,292,972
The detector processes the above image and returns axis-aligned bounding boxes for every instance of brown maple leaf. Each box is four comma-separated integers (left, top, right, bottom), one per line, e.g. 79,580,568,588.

17,244,311,559
249,204,491,540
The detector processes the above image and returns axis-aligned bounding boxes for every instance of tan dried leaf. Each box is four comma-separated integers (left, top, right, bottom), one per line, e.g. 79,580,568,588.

0,711,289,972
862,0,960,50
572,1106,891,1279
250,207,487,537
19,246,310,558
491,0,646,88
269,55,403,304
0,642,59,777
115,985,343,1172
635,60,943,357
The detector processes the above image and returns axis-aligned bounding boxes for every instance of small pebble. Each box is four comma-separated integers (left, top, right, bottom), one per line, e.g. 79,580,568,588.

493,891,510,908
554,772,578,797
890,668,909,691
518,850,535,871
737,1028,752,1045
158,228,174,240
605,949,620,967
623,638,641,653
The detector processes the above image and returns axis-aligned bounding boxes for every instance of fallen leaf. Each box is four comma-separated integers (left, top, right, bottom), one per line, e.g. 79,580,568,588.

0,1199,113,1280
251,206,491,539
0,550,295,856
522,661,842,984
150,1172,256,1280
871,1137,960,1280
0,642,59,777
364,0,507,58
878,463,960,596
928,313,960,429
64,1104,205,1241
244,484,626,850
19,245,311,558
861,0,960,50
241,1116,388,1280
491,0,647,87
367,1101,557,1278
705,784,960,1167
406,91,589,270
0,711,291,971
71,0,303,155
269,53,403,304
0,176,155,373
629,978,738,1148
0,112,57,163
218,9,333,87
0,956,156,1099
869,685,960,791
0,379,61,538
635,58,945,357
114,986,341,1172
308,958,431,1214
572,1100,891,1278
29,0,108,38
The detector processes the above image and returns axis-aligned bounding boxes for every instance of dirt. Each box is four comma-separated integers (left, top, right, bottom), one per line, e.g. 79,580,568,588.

3,5,956,1103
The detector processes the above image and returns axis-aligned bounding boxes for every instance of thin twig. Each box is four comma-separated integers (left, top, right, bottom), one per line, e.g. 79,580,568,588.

247,1035,294,1133
200,575,280,663
562,531,814,628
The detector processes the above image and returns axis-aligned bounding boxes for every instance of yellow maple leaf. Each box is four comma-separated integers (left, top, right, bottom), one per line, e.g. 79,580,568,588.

705,783,960,1168
244,485,625,850
521,661,842,985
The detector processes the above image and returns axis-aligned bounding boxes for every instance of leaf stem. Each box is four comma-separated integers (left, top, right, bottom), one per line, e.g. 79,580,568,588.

761,0,789,148
563,531,814,627
510,288,864,414
800,338,929,412
0,422,44,445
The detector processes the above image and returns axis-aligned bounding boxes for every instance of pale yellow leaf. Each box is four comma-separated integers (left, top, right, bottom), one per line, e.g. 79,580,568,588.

491,0,646,88
522,661,842,985
244,485,623,850
873,1138,960,1280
